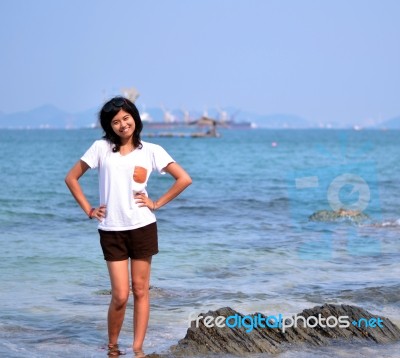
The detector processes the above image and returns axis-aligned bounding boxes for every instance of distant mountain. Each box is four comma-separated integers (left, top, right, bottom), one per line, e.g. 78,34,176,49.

229,110,311,128
0,105,311,129
0,105,71,129
1,103,397,130
73,107,100,128
376,116,400,129
250,113,311,128
0,105,99,129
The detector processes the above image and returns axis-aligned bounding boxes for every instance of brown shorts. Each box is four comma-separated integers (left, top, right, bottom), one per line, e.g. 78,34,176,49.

98,222,158,261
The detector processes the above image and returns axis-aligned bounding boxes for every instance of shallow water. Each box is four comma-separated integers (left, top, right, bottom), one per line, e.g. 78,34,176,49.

0,128,399,357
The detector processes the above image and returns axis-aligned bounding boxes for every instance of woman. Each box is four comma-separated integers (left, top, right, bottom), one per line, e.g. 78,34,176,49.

65,96,192,357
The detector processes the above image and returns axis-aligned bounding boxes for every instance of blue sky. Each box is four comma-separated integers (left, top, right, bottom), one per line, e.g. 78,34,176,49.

0,0,399,125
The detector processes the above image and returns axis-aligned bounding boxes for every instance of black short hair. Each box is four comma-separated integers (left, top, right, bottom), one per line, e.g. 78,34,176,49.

99,96,143,152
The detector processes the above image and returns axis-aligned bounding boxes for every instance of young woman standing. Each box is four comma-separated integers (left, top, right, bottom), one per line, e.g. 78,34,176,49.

65,97,192,356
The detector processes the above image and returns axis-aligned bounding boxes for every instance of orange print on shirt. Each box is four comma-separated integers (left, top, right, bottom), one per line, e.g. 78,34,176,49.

133,166,147,183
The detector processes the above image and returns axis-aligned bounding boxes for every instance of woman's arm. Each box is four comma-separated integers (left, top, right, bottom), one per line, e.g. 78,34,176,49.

65,160,106,220
135,162,192,210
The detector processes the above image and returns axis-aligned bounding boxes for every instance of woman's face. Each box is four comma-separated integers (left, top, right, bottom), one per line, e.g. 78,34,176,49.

110,109,136,140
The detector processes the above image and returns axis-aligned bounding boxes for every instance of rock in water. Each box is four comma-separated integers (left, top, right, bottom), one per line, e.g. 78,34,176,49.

169,304,400,356
309,209,370,223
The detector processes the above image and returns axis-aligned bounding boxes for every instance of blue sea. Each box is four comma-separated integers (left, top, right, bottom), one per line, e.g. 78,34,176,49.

0,128,399,357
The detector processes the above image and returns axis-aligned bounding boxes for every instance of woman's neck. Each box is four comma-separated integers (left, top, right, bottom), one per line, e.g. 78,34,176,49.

119,139,135,155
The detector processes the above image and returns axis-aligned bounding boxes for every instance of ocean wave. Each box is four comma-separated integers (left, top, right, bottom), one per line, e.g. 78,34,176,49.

336,284,400,305
369,218,400,227
303,284,400,306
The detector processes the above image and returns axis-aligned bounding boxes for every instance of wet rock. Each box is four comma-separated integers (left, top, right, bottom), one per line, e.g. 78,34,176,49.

167,304,400,356
309,208,370,223
93,289,112,295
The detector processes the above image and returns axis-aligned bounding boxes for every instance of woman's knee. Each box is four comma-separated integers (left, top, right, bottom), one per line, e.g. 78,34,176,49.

132,282,149,300
111,290,129,308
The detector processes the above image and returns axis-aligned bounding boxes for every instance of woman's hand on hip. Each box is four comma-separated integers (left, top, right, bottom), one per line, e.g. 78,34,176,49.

134,192,156,210
91,205,107,221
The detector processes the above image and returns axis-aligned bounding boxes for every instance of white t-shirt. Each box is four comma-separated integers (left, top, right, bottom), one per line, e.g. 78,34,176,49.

81,139,175,231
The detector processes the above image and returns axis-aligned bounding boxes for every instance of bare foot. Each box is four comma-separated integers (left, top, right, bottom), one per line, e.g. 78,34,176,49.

133,349,146,357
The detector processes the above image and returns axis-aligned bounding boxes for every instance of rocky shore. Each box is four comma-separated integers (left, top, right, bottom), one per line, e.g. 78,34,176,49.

147,303,400,357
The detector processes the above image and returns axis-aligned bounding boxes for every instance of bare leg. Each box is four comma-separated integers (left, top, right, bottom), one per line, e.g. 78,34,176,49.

131,257,152,353
106,260,130,346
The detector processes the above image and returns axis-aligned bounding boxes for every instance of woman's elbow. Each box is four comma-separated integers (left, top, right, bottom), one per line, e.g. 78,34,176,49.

64,173,75,188
178,173,192,188
184,174,193,187
64,175,71,188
